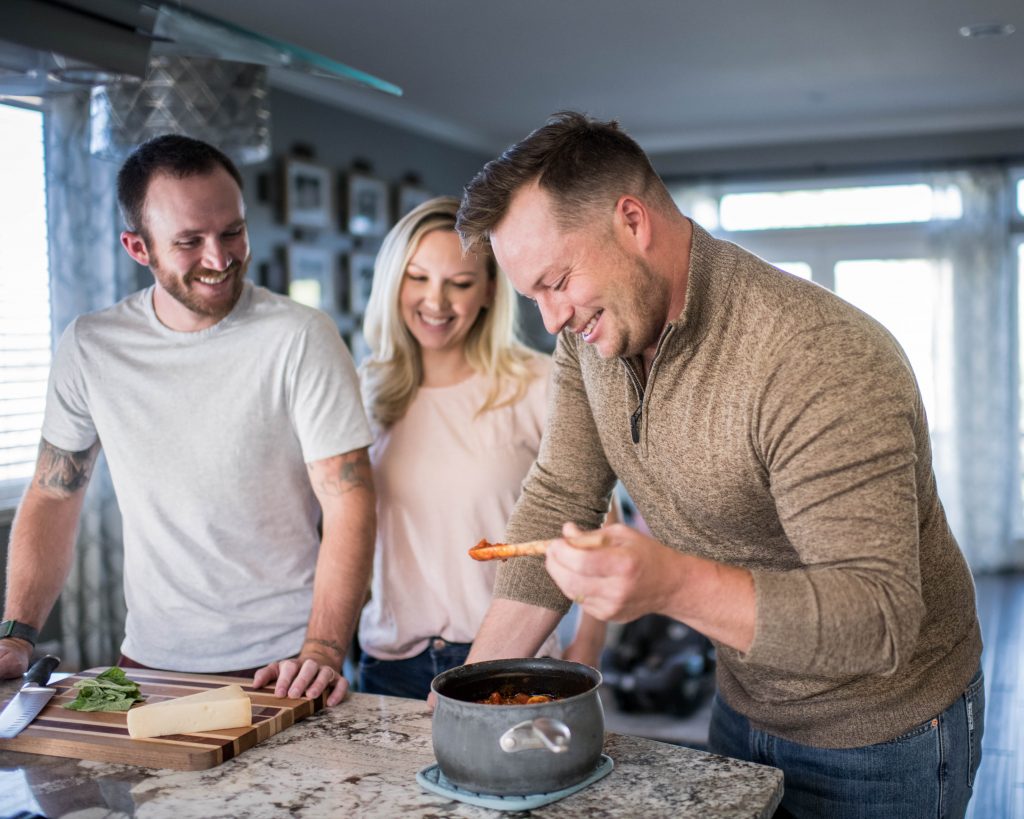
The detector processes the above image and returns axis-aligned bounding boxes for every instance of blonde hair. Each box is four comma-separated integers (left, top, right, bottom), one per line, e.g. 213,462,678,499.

361,196,538,430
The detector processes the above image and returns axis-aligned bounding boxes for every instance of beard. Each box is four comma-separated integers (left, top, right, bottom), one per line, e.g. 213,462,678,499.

607,252,671,359
151,253,249,321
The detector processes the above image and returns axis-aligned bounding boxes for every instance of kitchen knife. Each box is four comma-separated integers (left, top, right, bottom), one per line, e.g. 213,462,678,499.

0,654,61,739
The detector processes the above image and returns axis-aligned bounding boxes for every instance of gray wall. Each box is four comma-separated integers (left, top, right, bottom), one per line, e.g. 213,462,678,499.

237,88,552,351
651,127,1024,182
241,87,492,267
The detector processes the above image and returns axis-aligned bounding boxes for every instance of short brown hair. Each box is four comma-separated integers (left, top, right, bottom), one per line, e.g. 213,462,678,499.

456,111,672,251
117,134,243,241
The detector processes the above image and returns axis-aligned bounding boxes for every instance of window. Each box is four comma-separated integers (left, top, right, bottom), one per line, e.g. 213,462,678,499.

0,103,50,511
719,183,962,231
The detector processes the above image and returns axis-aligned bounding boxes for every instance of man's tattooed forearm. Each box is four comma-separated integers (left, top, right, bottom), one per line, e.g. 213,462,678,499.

313,451,373,496
35,439,99,495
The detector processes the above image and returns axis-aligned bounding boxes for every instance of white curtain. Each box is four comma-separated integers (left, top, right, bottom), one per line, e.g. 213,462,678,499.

927,168,1020,572
43,91,141,669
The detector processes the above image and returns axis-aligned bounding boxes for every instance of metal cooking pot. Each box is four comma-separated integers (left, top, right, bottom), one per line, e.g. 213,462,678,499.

431,658,604,795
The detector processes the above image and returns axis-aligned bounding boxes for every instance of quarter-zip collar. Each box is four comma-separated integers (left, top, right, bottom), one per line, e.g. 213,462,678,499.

661,220,736,357
617,221,738,452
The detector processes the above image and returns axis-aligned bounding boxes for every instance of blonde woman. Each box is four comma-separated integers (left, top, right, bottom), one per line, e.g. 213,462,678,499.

356,196,608,699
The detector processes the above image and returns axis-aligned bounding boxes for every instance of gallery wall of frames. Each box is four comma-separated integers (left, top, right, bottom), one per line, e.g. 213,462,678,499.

255,153,434,363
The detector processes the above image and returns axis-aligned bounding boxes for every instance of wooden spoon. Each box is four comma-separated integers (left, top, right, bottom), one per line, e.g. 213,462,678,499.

468,531,606,561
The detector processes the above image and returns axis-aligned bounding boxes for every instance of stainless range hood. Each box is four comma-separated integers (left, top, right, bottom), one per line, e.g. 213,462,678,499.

2,0,157,86
1,0,401,163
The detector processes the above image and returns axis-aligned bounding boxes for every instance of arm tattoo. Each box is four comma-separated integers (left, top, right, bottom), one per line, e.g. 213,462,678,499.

311,450,373,497
35,439,99,496
303,638,345,659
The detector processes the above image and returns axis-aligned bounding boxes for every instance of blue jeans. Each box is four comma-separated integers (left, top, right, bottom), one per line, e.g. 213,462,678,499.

358,637,471,700
708,667,985,818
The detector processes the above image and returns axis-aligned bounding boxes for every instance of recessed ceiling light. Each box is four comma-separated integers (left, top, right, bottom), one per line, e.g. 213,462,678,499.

959,22,1016,38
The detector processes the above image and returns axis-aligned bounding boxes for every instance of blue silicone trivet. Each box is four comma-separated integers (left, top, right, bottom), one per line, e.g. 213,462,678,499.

416,754,614,811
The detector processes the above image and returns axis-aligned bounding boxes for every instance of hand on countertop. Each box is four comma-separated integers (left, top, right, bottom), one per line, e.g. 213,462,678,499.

253,652,348,707
0,638,31,680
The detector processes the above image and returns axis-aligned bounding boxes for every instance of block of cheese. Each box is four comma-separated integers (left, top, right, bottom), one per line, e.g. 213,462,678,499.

127,684,252,739
145,683,248,707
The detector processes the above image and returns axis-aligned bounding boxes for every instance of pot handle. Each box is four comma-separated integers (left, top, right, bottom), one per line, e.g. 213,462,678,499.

499,717,571,754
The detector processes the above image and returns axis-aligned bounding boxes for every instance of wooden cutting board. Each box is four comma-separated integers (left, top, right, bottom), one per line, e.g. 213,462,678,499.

0,666,324,771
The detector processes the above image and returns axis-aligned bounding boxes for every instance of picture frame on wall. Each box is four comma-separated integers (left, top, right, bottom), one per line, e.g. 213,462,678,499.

394,182,433,220
283,159,332,229
347,251,377,314
258,257,289,296
286,244,335,312
345,171,390,236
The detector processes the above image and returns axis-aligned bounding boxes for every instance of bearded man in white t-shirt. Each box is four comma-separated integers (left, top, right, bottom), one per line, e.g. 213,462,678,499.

0,135,375,707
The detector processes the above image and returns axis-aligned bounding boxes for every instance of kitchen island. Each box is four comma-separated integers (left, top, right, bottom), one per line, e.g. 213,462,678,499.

0,683,783,818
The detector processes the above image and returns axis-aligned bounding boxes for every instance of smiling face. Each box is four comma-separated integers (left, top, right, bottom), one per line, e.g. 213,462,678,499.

121,167,250,332
398,228,494,359
490,182,668,359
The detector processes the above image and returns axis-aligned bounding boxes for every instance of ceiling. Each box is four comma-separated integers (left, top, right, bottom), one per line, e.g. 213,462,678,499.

178,0,1024,157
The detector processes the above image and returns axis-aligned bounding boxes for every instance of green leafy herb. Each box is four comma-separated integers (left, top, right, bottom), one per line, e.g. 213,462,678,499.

63,667,146,712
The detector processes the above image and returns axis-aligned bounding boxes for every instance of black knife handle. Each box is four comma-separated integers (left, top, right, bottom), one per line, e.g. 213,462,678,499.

23,654,60,687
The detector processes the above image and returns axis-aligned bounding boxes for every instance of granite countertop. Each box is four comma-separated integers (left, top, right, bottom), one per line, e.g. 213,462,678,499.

0,685,783,818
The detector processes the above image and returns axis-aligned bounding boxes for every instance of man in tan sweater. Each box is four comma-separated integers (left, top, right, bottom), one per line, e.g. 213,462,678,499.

456,112,983,818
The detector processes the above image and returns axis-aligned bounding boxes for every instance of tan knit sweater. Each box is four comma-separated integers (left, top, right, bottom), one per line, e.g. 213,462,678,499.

496,222,982,748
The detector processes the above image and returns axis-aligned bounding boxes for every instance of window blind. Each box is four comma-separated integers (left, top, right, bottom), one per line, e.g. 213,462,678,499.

0,103,50,511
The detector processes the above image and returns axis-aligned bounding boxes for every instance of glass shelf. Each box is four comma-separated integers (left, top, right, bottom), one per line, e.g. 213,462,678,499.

150,3,402,97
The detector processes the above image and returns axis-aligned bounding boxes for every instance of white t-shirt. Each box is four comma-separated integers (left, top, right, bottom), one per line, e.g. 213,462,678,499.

42,282,373,671
359,355,556,661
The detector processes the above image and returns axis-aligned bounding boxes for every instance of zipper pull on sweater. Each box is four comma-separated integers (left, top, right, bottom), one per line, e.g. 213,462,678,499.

630,405,642,444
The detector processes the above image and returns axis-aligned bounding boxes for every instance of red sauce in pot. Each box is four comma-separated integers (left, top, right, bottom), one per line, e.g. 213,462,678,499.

476,691,562,705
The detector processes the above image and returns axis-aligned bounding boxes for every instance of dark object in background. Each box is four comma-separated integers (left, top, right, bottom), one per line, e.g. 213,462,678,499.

601,615,716,717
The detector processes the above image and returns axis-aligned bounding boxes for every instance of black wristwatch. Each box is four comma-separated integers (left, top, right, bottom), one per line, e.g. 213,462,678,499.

0,620,38,647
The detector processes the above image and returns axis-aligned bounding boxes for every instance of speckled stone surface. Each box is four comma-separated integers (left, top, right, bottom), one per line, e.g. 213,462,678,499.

0,687,782,818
